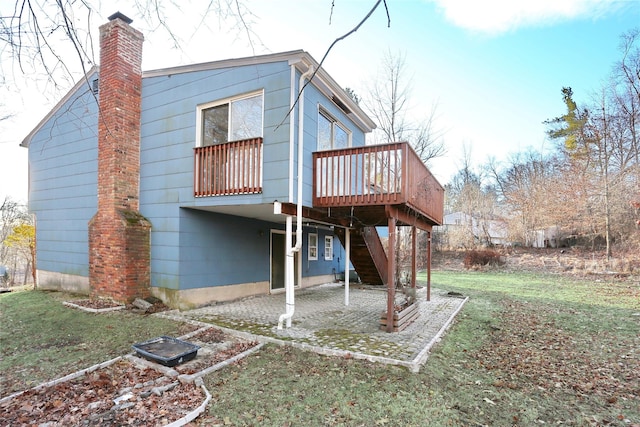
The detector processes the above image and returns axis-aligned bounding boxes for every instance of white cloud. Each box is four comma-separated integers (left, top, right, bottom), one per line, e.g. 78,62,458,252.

429,0,621,35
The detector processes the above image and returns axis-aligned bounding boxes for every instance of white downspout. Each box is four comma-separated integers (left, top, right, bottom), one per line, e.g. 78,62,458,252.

278,65,314,329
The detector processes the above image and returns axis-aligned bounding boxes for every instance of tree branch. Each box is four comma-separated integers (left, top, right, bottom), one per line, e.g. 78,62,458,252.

276,0,390,130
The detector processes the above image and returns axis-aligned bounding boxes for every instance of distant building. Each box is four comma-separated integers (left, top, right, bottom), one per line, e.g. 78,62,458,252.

527,226,560,248
435,212,508,248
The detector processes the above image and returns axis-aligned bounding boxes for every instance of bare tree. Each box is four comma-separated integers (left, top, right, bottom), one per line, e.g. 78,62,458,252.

545,82,638,257
611,28,640,245
443,145,501,248
365,50,446,167
3,0,391,134
0,196,29,284
491,150,573,246
0,1,262,93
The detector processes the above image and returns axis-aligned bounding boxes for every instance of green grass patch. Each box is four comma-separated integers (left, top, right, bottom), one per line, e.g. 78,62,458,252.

426,270,640,310
203,345,459,426
198,272,639,426
2,272,638,426
0,290,193,396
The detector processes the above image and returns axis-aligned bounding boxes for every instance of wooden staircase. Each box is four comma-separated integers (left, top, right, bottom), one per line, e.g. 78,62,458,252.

335,226,388,285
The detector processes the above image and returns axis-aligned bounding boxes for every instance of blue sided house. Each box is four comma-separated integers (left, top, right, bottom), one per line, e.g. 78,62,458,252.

21,13,444,330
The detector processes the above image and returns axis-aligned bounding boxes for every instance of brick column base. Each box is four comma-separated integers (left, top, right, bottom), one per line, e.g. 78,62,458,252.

89,209,151,302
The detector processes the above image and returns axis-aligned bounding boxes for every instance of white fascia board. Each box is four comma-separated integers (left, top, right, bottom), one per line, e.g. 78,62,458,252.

289,53,376,134
142,49,307,78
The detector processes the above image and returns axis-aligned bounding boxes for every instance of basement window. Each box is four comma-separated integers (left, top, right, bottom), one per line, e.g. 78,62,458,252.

308,233,318,261
324,235,333,261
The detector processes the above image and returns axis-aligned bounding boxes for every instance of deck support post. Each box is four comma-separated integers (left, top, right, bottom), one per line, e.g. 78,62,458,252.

344,227,350,306
411,226,417,289
386,215,397,333
427,229,432,301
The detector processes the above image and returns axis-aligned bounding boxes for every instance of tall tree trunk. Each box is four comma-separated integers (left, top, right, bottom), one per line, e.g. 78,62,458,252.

30,232,37,289
604,173,612,260
23,261,29,286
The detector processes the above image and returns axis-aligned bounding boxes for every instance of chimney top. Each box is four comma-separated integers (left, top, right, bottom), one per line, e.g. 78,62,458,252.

108,12,133,24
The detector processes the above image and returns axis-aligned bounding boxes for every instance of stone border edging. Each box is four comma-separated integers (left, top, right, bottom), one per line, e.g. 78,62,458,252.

156,299,468,373
0,355,213,427
63,301,126,313
411,296,469,371
0,324,264,426
0,356,124,405
166,379,212,427
177,342,265,383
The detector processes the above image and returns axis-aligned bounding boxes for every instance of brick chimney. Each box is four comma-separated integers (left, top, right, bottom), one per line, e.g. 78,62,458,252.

88,12,151,302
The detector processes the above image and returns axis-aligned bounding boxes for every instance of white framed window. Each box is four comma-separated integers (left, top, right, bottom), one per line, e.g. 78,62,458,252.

196,91,264,146
318,109,350,151
308,233,318,260
324,235,333,261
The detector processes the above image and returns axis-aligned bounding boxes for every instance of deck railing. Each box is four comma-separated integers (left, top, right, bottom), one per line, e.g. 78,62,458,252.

194,137,263,197
313,142,444,224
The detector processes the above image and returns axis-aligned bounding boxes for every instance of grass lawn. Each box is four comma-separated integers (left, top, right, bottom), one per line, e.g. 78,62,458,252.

196,271,639,426
0,290,195,396
1,271,638,426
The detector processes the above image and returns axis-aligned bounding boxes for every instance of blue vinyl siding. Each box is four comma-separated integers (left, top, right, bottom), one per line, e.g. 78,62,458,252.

139,60,295,292
300,228,344,278
177,209,273,289
28,78,99,277
139,63,366,292
139,60,293,209
175,210,343,290
291,69,368,207
27,55,366,296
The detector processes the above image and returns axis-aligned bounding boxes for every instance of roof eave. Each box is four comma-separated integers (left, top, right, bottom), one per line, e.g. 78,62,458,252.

142,49,307,79
20,66,99,148
290,53,376,134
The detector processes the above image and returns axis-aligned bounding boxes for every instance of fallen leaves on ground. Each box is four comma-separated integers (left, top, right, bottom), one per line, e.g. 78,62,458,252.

0,359,203,426
173,341,259,376
69,298,124,310
70,297,172,314
476,300,639,422
0,327,259,426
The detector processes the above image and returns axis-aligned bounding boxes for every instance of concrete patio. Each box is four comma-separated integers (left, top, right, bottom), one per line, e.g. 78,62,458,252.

159,282,468,372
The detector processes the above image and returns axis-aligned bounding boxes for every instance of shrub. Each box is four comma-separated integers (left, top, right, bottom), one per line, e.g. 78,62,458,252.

464,249,503,269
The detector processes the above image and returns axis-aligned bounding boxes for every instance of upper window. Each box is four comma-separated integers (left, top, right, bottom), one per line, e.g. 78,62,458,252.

318,109,350,151
198,92,263,146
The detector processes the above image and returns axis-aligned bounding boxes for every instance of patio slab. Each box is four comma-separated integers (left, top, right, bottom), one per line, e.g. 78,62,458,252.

159,283,468,372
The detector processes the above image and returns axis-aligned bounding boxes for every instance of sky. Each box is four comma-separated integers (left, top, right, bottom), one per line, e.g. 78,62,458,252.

1,0,639,205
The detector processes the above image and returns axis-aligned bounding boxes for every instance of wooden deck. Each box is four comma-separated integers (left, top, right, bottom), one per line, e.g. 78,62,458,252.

193,139,444,229
193,139,444,332
312,142,444,228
